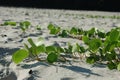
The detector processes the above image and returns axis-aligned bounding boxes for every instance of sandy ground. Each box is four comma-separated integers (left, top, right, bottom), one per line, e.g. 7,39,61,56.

0,7,120,80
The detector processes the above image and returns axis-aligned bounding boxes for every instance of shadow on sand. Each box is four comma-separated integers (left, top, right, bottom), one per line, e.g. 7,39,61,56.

60,65,101,77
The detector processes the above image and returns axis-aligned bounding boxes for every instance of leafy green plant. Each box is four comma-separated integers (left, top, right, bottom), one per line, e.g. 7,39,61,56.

12,38,46,64
47,52,58,63
47,25,120,71
12,22,120,71
47,23,61,35
1,21,17,26
19,21,31,33
12,38,64,64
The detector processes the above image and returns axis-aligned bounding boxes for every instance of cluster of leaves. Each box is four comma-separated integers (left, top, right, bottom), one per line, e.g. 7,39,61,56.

1,21,17,26
12,38,86,64
47,23,83,38
47,23,120,70
12,23,120,71
19,21,31,33
0,21,41,32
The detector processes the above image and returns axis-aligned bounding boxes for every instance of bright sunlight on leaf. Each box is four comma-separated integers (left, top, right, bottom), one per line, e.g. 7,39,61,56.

12,49,29,64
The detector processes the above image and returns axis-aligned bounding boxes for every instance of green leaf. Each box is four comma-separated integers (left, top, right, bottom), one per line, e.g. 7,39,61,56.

1,21,17,26
106,32,111,36
36,44,46,54
20,26,26,32
56,46,64,53
71,43,85,53
86,55,99,64
117,41,120,47
46,46,57,53
68,43,73,53
105,51,117,61
28,38,37,48
107,61,117,70
47,23,61,35
59,30,68,37
110,29,120,41
4,21,16,26
87,27,96,37
47,23,54,30
28,38,37,55
19,21,30,32
47,52,58,63
79,46,86,53
78,28,84,35
104,36,111,47
86,56,95,64
9,22,16,26
24,43,29,50
50,27,61,34
89,39,102,52
104,41,118,52
12,49,29,64
117,63,120,71
97,30,106,38
20,21,31,27
82,36,89,44
35,37,44,46
70,27,78,35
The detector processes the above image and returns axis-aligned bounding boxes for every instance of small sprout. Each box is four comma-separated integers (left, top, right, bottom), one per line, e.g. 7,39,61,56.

2,21,17,26
20,21,31,27
109,29,120,41
19,21,31,32
46,46,57,53
107,61,117,70
47,23,55,30
47,23,61,35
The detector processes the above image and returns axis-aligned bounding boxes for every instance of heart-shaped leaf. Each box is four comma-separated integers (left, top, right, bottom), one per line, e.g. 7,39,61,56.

110,29,120,41
47,52,58,63
89,39,102,52
12,49,29,64
20,21,31,27
36,44,46,54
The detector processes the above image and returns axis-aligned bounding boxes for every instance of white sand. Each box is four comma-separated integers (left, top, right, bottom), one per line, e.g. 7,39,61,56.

0,7,120,80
